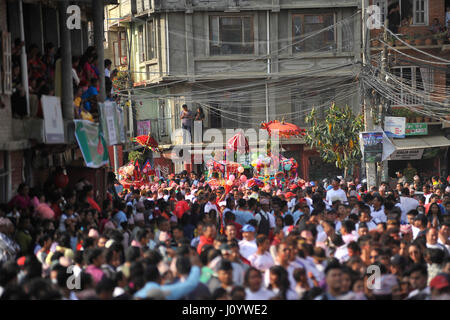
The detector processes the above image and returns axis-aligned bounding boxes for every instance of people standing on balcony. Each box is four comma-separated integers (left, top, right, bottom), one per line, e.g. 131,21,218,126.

180,104,193,143
446,7,450,29
388,3,401,34
430,18,444,34
42,43,56,81
27,44,46,81
194,106,205,143
72,56,81,87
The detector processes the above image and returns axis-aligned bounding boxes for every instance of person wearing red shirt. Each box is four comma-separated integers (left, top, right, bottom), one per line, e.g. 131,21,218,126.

174,192,190,219
196,223,217,255
224,211,243,240
84,185,101,212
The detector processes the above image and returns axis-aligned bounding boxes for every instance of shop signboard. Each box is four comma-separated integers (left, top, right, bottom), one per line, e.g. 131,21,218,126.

384,116,406,138
389,149,424,160
41,95,65,144
360,132,383,163
405,123,427,136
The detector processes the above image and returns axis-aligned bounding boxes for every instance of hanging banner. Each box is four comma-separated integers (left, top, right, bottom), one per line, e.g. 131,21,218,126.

384,116,406,138
389,149,424,160
405,123,428,136
137,120,151,136
360,132,383,163
381,131,396,161
41,95,65,144
74,120,110,168
116,105,126,144
99,101,123,146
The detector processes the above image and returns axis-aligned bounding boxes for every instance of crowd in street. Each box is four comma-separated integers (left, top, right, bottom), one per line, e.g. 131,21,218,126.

1,168,450,300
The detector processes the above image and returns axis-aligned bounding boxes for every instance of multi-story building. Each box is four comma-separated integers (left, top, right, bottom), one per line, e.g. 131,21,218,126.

0,0,121,203
105,0,363,180
368,0,450,182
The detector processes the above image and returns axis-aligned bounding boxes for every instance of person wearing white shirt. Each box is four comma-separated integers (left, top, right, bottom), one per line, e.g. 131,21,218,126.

244,267,275,300
406,264,430,300
370,195,386,224
265,264,299,300
426,227,448,255
356,208,377,231
398,189,419,223
239,225,257,259
326,177,348,206
438,224,450,253
248,235,275,272
204,197,219,215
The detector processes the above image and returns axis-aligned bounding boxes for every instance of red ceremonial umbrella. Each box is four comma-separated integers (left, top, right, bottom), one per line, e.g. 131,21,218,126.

247,178,264,188
261,120,306,139
227,132,249,154
132,133,162,152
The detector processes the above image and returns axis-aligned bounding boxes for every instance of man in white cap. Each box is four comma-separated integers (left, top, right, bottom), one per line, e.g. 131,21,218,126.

238,224,257,260
254,197,275,236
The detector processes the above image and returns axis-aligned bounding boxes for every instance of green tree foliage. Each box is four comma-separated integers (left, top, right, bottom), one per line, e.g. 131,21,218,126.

128,150,144,164
304,103,364,175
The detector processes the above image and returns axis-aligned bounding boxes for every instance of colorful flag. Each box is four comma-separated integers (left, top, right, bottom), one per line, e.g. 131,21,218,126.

74,120,109,168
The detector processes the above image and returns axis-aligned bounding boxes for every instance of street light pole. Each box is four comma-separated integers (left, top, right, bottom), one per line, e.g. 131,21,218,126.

362,0,377,188
378,18,390,185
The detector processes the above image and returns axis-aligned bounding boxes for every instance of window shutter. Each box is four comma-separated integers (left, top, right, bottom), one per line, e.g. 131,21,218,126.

2,32,12,95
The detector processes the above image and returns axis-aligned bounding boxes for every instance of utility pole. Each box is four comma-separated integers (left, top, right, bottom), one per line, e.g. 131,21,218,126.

378,18,390,185
362,0,377,188
59,0,74,120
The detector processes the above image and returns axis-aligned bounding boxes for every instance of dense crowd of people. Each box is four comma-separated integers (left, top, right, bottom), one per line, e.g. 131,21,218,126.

1,168,450,300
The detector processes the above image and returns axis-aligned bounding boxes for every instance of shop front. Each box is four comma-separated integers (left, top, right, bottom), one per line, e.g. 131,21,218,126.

387,135,450,183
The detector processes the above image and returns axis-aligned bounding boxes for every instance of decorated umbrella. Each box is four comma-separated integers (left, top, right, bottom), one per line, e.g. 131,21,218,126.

247,178,264,188
132,132,162,152
227,132,249,154
261,119,306,138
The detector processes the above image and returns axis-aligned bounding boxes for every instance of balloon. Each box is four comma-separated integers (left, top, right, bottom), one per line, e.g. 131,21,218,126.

238,166,245,173
240,175,247,183
227,180,233,186
285,164,292,171
229,175,236,181
251,153,258,160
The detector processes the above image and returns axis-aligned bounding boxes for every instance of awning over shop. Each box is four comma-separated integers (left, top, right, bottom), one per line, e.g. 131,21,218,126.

391,136,450,150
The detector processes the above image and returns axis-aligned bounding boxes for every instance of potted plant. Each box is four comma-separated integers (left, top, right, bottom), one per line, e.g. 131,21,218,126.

434,32,446,46
415,113,424,123
405,34,414,45
415,33,424,45
425,32,434,46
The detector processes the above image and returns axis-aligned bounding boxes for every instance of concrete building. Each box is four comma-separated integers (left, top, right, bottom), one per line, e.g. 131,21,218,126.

1,0,120,203
105,0,363,180
368,0,450,183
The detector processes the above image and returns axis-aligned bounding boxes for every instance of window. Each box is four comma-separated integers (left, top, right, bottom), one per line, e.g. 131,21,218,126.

113,31,128,66
413,0,427,25
292,13,336,53
138,25,145,63
209,16,254,55
391,66,432,106
146,20,156,60
2,32,12,95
